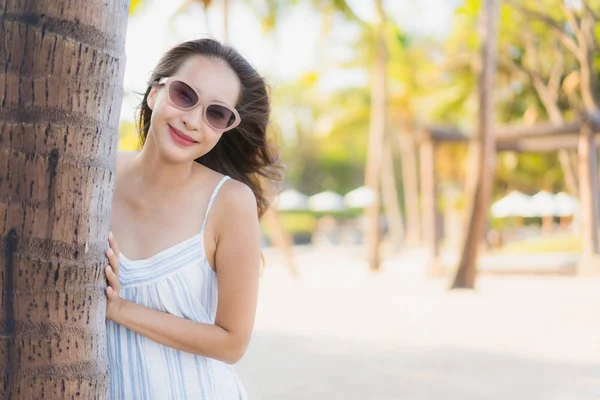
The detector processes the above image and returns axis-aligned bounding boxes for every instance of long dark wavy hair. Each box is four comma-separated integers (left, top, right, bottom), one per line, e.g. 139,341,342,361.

137,38,283,218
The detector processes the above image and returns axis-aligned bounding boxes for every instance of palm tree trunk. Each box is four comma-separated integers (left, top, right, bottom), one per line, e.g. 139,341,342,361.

364,0,387,272
451,0,500,289
398,133,421,244
0,1,128,398
223,0,229,43
578,118,600,274
420,137,442,275
381,137,404,250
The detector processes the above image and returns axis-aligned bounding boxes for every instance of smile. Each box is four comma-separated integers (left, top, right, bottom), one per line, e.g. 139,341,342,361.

168,125,198,146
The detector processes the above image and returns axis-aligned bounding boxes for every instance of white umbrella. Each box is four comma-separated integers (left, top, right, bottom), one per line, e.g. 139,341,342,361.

307,191,346,212
276,189,309,211
490,191,535,218
531,190,557,217
344,186,376,208
555,192,579,217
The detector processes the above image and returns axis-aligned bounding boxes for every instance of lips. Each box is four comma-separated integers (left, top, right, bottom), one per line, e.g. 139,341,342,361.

168,124,198,145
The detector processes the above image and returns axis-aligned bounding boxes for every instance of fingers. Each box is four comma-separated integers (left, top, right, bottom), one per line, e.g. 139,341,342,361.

105,264,119,289
106,231,120,274
105,285,119,301
108,231,119,257
105,232,121,300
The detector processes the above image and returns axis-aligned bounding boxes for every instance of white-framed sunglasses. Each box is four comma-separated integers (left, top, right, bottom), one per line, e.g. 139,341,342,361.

158,77,241,132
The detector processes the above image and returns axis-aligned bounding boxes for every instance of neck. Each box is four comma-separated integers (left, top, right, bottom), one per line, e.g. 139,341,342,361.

132,137,196,196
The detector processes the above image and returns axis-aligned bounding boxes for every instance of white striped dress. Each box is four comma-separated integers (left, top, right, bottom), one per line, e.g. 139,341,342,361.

106,176,248,399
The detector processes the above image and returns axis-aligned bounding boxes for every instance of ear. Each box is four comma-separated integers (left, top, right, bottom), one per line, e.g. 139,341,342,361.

147,86,159,111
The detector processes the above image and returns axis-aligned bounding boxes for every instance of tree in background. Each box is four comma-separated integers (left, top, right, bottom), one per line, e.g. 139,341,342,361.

363,0,388,271
451,0,501,289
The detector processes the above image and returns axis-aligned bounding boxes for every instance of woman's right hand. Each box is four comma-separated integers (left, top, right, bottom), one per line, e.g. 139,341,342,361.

105,232,122,321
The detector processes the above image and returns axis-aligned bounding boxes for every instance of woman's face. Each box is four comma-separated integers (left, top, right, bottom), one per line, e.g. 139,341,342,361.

147,55,241,163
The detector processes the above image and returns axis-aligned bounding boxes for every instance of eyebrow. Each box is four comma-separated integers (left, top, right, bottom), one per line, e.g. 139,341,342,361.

183,79,234,107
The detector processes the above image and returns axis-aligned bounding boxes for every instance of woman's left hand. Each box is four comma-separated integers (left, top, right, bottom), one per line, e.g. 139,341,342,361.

104,231,122,321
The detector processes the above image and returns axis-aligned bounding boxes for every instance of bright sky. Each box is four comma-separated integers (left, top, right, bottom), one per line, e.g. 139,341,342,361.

120,0,459,122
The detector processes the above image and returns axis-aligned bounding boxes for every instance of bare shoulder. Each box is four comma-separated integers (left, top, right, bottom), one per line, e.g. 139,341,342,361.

218,178,258,216
206,177,259,238
210,178,260,259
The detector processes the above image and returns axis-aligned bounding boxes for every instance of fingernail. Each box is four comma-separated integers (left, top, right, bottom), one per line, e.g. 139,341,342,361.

106,249,113,256
108,231,114,240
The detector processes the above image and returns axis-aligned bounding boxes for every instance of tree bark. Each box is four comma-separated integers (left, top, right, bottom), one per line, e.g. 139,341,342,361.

364,0,387,272
451,0,500,289
381,137,404,251
0,0,128,398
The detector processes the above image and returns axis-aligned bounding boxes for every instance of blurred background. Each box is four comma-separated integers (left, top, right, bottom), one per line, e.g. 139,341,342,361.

120,1,600,399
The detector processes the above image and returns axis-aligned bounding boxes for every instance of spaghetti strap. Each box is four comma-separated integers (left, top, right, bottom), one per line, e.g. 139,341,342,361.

201,175,230,232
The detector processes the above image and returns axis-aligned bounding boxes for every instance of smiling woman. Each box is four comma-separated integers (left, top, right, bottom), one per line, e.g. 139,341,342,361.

104,38,283,400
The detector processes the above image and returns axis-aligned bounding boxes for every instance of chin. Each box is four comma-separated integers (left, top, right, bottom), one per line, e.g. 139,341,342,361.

155,134,202,164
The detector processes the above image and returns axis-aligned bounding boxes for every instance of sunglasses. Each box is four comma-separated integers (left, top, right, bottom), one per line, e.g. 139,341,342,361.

157,77,241,132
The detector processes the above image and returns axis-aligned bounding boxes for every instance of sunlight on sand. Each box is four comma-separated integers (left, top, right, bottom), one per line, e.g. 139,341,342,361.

237,246,600,400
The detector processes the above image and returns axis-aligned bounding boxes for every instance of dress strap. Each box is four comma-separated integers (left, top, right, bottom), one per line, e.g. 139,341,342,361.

201,175,231,232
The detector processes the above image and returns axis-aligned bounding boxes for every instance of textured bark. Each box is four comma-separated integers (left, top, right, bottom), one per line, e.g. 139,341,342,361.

364,0,387,272
0,0,128,398
451,0,500,289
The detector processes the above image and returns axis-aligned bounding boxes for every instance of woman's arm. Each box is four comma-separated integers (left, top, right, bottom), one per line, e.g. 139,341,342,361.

105,181,261,364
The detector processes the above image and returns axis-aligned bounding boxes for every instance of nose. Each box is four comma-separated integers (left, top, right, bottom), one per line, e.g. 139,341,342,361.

182,105,205,131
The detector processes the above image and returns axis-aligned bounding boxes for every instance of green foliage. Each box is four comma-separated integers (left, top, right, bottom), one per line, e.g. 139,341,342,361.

495,152,564,195
128,0,594,204
276,85,370,195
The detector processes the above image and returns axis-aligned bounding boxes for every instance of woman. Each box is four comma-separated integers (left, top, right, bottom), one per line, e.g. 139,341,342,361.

104,38,281,399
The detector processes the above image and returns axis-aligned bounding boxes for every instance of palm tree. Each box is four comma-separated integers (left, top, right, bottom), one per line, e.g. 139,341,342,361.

451,0,501,289
0,0,128,398
505,0,600,273
364,0,388,271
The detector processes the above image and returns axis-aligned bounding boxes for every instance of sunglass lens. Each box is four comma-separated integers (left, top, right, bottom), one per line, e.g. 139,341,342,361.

169,80,198,109
206,104,236,129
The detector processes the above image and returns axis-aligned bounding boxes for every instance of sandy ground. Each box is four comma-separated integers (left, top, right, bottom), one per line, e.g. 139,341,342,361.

235,246,600,400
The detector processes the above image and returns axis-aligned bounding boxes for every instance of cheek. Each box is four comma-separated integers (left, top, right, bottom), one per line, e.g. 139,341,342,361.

150,98,180,126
